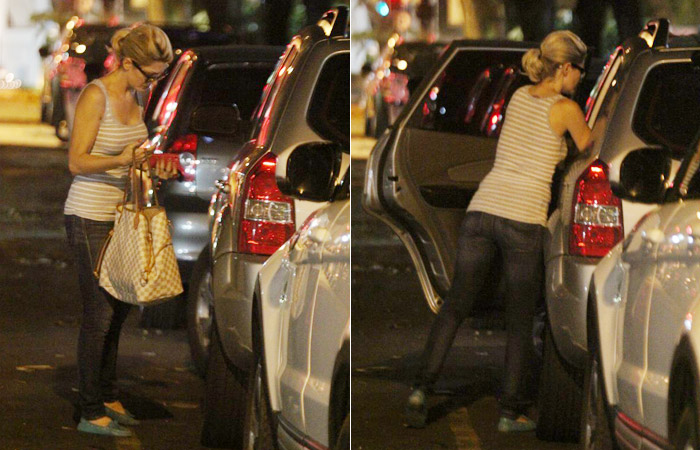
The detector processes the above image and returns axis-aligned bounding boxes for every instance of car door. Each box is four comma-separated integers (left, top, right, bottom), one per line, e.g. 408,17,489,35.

614,207,671,432
364,42,533,311
301,199,350,446
277,199,348,440
641,145,700,438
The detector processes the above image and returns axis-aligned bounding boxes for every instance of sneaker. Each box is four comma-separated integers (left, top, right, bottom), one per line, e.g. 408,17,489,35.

497,415,536,432
404,388,428,428
105,405,140,426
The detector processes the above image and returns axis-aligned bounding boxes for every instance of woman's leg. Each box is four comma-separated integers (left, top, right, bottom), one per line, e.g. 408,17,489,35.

414,212,498,388
65,215,131,420
495,218,544,418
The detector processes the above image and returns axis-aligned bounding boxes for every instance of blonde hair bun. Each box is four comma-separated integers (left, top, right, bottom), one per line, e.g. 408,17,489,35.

522,30,587,83
110,24,173,67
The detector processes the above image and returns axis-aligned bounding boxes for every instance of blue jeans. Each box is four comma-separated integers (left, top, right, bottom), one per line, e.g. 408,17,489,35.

415,211,544,415
65,215,132,420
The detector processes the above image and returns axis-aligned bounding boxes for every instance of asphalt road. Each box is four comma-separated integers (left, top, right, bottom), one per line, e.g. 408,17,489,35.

0,138,209,449
350,144,577,450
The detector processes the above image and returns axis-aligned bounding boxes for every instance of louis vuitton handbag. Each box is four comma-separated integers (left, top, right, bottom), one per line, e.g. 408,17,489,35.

93,153,183,305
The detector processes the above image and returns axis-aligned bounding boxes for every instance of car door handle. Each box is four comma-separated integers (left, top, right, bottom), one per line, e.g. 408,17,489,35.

641,228,665,244
307,227,329,245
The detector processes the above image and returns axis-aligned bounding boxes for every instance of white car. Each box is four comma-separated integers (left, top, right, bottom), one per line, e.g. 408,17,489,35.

251,142,350,449
584,141,700,449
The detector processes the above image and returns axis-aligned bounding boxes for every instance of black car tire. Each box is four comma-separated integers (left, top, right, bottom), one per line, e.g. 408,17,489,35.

674,404,700,450
187,247,213,377
243,349,277,449
201,321,249,448
580,348,615,450
537,326,582,442
332,414,350,450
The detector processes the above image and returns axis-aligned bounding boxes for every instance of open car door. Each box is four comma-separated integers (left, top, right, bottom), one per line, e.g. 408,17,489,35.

363,41,534,312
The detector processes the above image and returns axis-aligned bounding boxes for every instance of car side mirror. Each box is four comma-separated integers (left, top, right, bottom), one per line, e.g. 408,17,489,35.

611,148,671,203
279,142,344,202
38,45,50,58
190,104,241,135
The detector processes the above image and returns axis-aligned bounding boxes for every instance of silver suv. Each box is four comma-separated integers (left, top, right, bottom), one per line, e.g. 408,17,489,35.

199,8,350,449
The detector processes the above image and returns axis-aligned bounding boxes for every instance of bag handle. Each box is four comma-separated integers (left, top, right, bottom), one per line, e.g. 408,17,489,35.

128,145,161,215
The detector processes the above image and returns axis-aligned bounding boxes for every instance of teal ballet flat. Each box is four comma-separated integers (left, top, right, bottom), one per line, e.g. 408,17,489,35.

77,418,132,437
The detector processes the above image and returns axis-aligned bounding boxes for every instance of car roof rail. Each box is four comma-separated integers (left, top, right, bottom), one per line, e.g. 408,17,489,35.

317,6,349,38
639,18,670,48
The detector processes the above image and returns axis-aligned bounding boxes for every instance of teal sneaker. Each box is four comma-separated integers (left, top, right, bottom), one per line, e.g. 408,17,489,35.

77,418,133,437
404,388,428,428
497,415,536,432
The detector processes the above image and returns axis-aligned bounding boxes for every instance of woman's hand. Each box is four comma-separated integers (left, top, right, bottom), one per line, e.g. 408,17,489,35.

153,157,179,179
119,141,150,166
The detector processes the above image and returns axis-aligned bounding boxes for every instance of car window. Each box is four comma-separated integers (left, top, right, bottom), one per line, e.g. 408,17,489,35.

407,49,528,137
584,48,623,126
199,65,275,121
307,53,350,148
633,62,700,159
251,40,300,144
151,51,195,132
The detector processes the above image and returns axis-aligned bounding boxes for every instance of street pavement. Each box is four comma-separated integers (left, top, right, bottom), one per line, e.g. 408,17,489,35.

350,105,577,450
0,90,209,449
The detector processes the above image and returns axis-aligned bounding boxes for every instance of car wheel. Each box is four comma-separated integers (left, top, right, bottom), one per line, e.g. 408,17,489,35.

243,352,276,450
580,349,614,450
674,403,700,450
332,414,350,450
537,326,582,442
187,247,213,377
201,321,249,448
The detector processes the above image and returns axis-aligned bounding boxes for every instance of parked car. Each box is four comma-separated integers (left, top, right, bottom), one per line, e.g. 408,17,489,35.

245,143,349,449
583,131,700,449
200,8,349,448
139,45,283,333
38,17,236,140
364,37,445,138
362,19,700,442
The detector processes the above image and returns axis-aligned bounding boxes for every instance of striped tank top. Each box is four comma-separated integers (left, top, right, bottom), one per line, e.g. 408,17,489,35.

64,79,147,221
467,86,566,226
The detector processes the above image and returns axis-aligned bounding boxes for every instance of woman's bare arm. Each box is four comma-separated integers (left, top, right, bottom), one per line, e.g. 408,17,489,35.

549,97,591,152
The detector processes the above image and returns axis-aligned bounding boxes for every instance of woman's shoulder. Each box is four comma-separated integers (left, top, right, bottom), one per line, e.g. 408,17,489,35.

550,96,580,113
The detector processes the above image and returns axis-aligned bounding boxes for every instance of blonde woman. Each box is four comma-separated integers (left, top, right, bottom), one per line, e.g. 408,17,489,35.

64,24,177,437
405,30,591,431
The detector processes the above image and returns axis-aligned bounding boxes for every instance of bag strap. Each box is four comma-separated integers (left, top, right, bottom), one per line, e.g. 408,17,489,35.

93,228,114,278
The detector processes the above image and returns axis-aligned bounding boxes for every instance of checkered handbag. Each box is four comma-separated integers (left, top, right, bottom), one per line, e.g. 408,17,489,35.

93,157,183,306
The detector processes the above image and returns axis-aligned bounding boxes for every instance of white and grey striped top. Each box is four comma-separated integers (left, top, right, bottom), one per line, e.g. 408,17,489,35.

64,79,147,221
468,86,567,226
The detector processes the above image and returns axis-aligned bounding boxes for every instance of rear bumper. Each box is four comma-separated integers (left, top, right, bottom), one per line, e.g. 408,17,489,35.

545,253,597,368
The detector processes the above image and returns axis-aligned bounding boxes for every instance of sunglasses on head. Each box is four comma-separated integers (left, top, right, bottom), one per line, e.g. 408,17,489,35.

131,60,168,83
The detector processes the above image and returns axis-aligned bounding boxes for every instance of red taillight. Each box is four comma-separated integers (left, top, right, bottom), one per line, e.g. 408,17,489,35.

166,134,198,182
238,153,295,256
569,160,623,257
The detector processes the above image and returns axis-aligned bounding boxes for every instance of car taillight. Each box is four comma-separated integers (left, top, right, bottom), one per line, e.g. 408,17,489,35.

167,134,198,182
238,153,295,256
569,160,623,257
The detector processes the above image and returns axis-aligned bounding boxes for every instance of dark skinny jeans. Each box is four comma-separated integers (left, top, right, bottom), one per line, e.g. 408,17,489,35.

415,211,544,416
65,215,132,420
